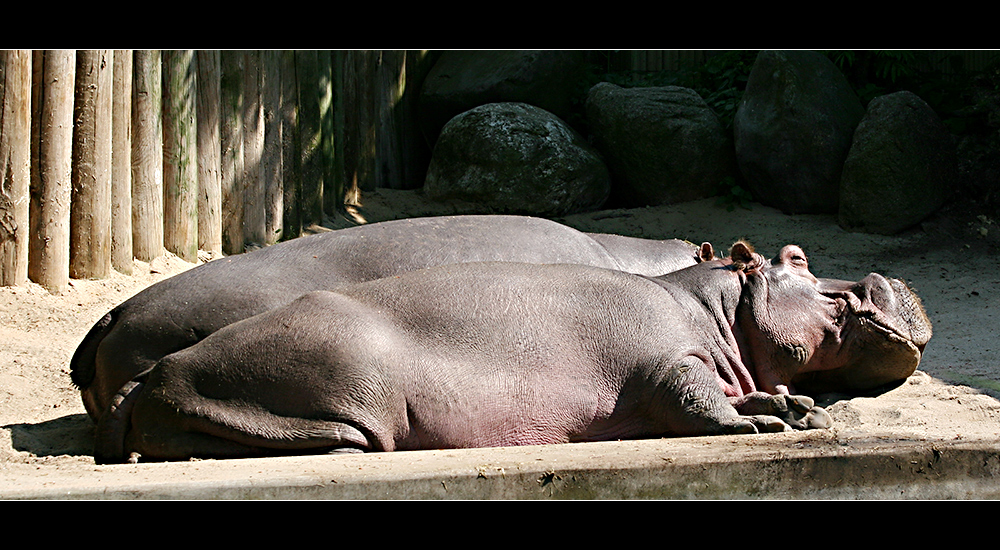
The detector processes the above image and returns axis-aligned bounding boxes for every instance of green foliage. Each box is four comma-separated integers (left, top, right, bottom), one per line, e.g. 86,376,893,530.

686,50,758,131
714,177,753,212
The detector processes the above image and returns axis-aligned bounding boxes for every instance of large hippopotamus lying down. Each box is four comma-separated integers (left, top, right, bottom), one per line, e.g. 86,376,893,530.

94,241,932,463
72,215,703,427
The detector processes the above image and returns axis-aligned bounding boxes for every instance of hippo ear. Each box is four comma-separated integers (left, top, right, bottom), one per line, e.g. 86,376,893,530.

698,242,715,262
729,240,756,271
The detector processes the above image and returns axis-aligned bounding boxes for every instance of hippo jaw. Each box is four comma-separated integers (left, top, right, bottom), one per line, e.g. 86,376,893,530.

735,244,932,396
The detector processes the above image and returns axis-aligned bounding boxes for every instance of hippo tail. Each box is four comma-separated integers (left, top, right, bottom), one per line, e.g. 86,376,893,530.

69,310,116,390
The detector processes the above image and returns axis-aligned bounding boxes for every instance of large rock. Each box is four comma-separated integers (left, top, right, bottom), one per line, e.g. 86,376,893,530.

418,50,589,146
586,83,737,207
734,50,865,214
839,91,957,235
423,102,610,217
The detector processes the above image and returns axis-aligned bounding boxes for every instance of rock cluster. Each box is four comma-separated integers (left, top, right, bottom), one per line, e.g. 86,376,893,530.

415,50,957,233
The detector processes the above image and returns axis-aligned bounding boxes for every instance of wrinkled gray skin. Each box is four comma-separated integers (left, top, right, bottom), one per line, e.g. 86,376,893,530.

72,215,701,426
95,242,932,463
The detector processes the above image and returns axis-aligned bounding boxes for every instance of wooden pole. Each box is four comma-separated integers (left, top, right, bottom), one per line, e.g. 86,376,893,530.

262,50,283,245
0,50,31,287
111,50,133,274
220,51,244,255
319,51,335,216
29,50,75,293
196,50,222,256
242,50,265,249
280,50,301,241
70,49,113,280
295,50,323,227
162,50,199,262
131,50,163,262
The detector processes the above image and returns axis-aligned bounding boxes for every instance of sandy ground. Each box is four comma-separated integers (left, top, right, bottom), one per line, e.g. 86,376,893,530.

2,190,1000,489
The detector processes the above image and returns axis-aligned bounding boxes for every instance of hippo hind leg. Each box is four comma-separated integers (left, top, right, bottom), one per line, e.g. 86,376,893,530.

123,404,376,463
112,375,378,463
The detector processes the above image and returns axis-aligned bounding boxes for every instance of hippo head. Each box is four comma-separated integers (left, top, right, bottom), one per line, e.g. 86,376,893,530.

732,242,932,396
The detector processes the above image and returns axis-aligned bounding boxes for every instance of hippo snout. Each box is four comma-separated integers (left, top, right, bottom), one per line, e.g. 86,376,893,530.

847,273,932,346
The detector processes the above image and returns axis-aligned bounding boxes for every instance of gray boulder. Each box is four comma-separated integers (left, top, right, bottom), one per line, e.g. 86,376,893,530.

586,83,737,207
423,102,610,216
734,50,865,214
419,50,589,146
839,91,957,235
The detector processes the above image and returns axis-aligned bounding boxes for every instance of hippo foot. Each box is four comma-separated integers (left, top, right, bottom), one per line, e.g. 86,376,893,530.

718,415,792,435
731,393,832,431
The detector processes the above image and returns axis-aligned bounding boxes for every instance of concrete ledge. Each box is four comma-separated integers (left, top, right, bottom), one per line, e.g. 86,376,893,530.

3,431,999,499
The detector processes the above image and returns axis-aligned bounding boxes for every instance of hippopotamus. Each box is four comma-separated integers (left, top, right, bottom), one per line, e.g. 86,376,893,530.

94,241,932,463
72,214,704,426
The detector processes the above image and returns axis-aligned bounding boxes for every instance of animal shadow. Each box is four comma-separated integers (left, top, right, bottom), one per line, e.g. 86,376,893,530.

5,414,95,457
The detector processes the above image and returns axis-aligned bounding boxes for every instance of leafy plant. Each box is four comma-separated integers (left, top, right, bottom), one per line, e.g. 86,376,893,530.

715,177,753,211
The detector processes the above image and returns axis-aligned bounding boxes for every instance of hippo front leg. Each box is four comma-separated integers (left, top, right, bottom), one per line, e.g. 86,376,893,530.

654,358,801,436
729,393,833,431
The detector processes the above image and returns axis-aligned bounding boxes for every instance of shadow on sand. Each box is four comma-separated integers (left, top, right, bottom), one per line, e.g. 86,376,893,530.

6,414,94,457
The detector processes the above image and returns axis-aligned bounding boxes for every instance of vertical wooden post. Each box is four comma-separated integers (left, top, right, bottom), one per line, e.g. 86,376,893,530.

295,50,323,227
319,51,335,216
220,51,244,255
280,50,301,241
70,49,113,280
162,50,199,263
0,50,31,287
331,50,346,210
196,50,222,256
341,50,377,202
242,50,265,248
29,50,75,293
131,50,163,262
261,50,283,245
112,50,133,274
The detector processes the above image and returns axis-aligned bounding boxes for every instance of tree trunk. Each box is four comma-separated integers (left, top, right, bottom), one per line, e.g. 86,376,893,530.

29,50,75,293
70,49,113,280
295,50,323,227
131,50,163,262
242,50,265,249
0,50,31,287
262,50,283,245
111,50,133,274
280,50,301,241
196,50,222,255
220,51,244,255
162,50,198,263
